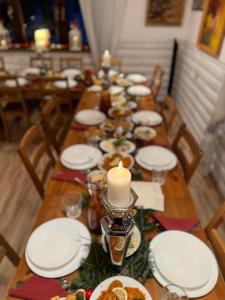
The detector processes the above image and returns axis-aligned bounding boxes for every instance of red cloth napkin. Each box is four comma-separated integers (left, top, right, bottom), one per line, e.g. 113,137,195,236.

154,215,199,232
71,122,90,131
8,275,67,300
52,170,87,183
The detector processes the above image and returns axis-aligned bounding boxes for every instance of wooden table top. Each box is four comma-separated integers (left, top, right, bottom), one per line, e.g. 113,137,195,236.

6,91,225,300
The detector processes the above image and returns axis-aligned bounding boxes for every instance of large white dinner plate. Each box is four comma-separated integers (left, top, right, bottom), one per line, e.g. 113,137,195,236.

97,69,118,78
100,138,136,154
149,231,219,298
21,67,41,76
132,110,163,126
25,218,91,278
136,146,177,171
27,218,80,270
54,79,77,88
109,85,124,95
90,276,152,300
75,109,106,125
126,73,148,83
5,77,29,87
61,145,102,170
61,68,81,78
127,85,151,96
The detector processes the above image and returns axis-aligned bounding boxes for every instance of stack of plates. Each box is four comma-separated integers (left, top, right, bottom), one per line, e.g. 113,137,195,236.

132,110,162,126
150,231,219,298
54,79,77,88
5,77,29,87
127,85,151,96
60,144,102,170
25,218,91,278
61,69,81,79
126,73,148,83
135,146,177,171
75,109,106,125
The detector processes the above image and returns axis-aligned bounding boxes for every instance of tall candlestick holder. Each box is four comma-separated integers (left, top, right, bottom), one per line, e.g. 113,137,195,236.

100,188,138,266
101,63,110,89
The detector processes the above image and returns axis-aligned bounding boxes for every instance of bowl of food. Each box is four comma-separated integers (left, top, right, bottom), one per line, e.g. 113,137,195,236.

108,107,132,119
99,152,134,171
134,126,156,141
101,119,133,133
84,127,107,145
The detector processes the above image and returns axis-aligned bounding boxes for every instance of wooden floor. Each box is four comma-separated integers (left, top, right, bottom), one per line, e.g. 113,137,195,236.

0,120,224,299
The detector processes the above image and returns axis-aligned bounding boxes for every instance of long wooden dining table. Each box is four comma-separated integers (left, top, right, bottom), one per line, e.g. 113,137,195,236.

6,90,225,300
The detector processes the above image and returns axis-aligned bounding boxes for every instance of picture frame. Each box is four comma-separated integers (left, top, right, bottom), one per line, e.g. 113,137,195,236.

146,0,185,26
192,0,204,11
197,0,225,56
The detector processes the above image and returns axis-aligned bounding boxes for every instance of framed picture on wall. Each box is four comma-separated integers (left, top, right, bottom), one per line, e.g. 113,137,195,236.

192,0,204,11
146,0,185,26
197,0,225,56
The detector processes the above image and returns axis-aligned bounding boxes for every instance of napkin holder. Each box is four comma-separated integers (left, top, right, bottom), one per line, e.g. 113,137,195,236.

101,188,138,266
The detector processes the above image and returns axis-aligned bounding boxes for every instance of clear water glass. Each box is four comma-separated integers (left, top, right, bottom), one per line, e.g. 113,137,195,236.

61,191,82,219
152,169,168,185
160,284,189,300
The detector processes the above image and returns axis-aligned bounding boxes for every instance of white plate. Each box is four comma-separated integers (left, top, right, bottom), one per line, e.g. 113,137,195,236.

61,145,102,170
54,79,77,88
102,225,141,257
5,77,29,87
127,85,151,96
75,109,106,125
90,276,152,300
126,101,138,110
25,218,91,278
116,78,132,87
61,68,81,78
132,110,163,126
100,139,136,154
21,67,41,76
109,85,124,95
137,146,177,171
97,69,118,78
126,73,148,83
27,219,80,270
98,152,134,171
134,126,156,141
88,85,103,92
150,231,219,298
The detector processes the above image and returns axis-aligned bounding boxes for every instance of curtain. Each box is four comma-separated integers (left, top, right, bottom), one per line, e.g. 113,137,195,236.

79,0,128,66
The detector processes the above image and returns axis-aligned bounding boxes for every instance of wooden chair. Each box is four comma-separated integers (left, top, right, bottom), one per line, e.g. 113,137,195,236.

0,76,31,142
150,64,165,101
205,202,225,279
59,56,83,70
160,95,177,132
30,56,53,70
111,58,122,73
18,123,55,198
172,124,203,183
0,234,19,266
0,57,5,71
41,99,68,154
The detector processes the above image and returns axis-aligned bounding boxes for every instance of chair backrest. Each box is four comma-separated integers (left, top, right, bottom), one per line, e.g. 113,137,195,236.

30,56,53,70
111,58,122,73
150,64,165,101
0,76,24,103
0,234,19,266
18,123,55,198
0,57,5,71
60,56,83,70
41,99,66,154
205,202,225,279
160,95,177,132
172,124,203,183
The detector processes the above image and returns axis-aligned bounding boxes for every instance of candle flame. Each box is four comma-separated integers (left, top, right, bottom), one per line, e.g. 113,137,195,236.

118,161,123,169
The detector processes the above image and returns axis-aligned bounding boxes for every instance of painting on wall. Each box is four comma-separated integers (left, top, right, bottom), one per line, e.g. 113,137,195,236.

197,0,225,56
192,0,204,11
146,0,185,26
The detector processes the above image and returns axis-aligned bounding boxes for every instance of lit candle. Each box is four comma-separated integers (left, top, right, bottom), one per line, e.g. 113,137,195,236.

107,161,131,207
34,28,51,51
102,49,111,67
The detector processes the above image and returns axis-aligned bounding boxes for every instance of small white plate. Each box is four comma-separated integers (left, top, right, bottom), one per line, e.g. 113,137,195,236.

134,126,156,141
54,79,77,88
88,85,103,92
100,139,136,154
126,73,148,83
97,69,118,78
109,85,124,95
90,276,152,300
126,101,138,110
21,67,41,76
25,218,91,278
61,68,81,78
132,110,163,126
127,85,151,96
5,77,29,87
75,109,106,125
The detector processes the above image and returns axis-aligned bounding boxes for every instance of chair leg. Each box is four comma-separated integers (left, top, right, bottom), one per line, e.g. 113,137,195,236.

0,113,12,142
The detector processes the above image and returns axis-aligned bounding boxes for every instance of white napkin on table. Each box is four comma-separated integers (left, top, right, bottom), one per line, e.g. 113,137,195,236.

131,181,164,212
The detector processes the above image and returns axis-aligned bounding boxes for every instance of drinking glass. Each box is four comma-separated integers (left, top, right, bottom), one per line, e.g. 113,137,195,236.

61,191,82,219
160,284,189,300
152,167,168,186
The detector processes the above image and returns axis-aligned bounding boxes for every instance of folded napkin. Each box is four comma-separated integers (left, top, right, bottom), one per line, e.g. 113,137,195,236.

71,122,90,131
154,215,199,232
131,181,164,211
8,275,67,300
52,170,87,183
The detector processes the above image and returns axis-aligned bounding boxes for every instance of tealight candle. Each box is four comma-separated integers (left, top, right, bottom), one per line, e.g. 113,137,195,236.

107,161,131,207
102,49,111,67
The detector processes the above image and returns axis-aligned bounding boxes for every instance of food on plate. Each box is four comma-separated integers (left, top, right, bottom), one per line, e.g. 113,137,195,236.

97,280,145,300
84,127,106,141
101,139,134,153
101,153,133,170
101,119,133,133
116,78,132,87
109,107,132,119
134,126,156,141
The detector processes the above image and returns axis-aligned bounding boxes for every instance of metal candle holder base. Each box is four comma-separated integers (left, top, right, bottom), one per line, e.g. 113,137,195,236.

100,188,138,266
101,64,110,89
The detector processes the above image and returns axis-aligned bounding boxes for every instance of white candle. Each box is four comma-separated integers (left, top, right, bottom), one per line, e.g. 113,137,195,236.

107,161,131,207
34,28,51,51
102,49,111,67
